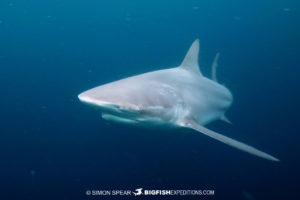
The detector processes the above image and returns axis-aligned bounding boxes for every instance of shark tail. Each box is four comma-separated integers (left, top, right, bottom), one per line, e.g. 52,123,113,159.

212,53,220,82
211,53,233,125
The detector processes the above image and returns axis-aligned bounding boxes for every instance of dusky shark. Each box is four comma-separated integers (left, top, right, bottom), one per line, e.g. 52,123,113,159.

78,39,279,162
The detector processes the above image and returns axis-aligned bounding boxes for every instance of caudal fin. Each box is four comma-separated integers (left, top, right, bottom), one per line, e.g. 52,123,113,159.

212,53,220,82
183,120,279,162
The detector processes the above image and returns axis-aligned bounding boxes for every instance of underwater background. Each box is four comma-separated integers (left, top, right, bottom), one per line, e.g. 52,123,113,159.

0,0,299,199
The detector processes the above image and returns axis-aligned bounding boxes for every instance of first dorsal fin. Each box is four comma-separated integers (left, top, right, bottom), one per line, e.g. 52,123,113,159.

180,39,202,75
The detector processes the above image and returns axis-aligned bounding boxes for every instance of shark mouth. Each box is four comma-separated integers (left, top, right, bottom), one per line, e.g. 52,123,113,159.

78,93,142,117
78,94,112,107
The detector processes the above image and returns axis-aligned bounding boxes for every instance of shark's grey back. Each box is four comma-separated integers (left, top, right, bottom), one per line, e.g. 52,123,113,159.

87,40,232,125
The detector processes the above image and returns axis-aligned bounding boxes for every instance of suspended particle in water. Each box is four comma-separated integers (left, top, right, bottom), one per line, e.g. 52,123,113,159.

30,170,36,176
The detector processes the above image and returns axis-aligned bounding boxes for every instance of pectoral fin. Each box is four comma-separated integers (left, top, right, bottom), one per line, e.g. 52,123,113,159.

183,120,279,162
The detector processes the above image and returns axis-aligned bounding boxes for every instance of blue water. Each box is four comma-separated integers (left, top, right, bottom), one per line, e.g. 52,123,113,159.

0,0,299,199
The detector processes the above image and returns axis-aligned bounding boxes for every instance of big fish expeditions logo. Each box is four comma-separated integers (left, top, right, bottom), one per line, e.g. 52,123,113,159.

85,188,214,196
132,188,143,196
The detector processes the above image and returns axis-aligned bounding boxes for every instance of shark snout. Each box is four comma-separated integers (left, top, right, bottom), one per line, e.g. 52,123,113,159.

78,93,92,103
78,92,102,106
78,92,117,108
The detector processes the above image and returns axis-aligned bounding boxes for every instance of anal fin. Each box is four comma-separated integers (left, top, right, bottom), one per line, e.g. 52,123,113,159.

221,115,232,124
183,120,279,162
